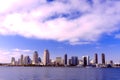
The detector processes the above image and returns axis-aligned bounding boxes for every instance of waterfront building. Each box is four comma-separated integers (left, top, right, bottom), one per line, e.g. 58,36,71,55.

20,54,24,65
94,53,98,64
71,56,78,66
86,56,90,65
43,49,50,65
64,54,67,66
24,56,31,65
33,51,39,65
38,57,41,63
18,58,21,65
11,57,16,65
101,53,105,65
68,59,72,66
82,56,90,66
56,57,62,65
82,56,87,67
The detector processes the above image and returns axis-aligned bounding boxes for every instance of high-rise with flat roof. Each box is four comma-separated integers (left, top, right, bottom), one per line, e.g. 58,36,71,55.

20,54,24,65
11,57,16,65
94,53,98,64
38,57,41,63
56,57,62,65
71,56,78,66
82,56,87,67
82,56,90,66
68,59,72,66
43,49,50,65
86,56,90,65
102,53,105,64
64,54,67,66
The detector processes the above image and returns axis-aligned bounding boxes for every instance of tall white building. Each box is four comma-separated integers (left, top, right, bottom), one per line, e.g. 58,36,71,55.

86,56,90,65
43,49,50,66
32,51,38,65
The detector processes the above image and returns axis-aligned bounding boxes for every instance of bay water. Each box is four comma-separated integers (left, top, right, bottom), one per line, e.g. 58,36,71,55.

0,67,120,80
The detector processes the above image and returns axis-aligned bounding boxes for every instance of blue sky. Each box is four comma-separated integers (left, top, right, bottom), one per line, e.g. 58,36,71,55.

0,0,120,63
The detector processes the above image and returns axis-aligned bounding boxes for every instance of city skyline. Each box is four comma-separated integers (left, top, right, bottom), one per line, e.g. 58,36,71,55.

0,48,120,63
0,0,120,63
10,50,119,68
9,49,115,65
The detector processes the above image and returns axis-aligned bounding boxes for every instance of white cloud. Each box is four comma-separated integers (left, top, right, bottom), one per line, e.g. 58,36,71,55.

0,48,33,63
0,0,120,44
0,0,43,13
12,48,32,52
70,41,91,45
115,34,120,39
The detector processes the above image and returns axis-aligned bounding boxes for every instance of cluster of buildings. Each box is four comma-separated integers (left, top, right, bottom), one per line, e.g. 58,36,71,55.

10,49,120,67
11,50,49,66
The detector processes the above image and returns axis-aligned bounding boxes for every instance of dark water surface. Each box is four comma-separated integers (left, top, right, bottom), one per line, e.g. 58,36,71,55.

0,67,120,80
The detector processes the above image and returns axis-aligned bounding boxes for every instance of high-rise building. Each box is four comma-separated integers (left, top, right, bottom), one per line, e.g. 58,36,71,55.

68,59,72,66
82,56,87,67
18,58,21,65
56,57,62,65
86,56,90,65
101,53,105,64
64,54,67,66
11,57,16,65
24,56,31,65
94,53,98,64
82,56,90,66
43,49,50,66
20,54,24,65
71,56,78,66
33,51,39,65
38,57,41,63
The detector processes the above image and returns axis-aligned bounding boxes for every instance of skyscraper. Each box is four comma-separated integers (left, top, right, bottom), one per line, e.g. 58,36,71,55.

86,56,90,65
20,54,24,65
33,51,38,65
11,57,16,65
38,57,41,63
64,54,67,66
43,49,50,66
82,56,87,67
24,56,31,65
68,59,72,66
101,53,105,64
71,56,78,66
94,53,98,64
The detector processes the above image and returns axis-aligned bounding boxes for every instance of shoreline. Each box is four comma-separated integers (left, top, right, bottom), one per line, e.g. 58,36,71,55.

0,65,120,68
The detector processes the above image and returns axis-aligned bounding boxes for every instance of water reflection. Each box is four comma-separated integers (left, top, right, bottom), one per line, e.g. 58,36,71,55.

0,67,120,80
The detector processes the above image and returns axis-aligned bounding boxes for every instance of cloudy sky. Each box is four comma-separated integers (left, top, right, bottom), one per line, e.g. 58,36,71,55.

0,0,120,63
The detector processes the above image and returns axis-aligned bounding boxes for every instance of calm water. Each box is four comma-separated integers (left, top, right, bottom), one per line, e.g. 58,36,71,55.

0,67,120,80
